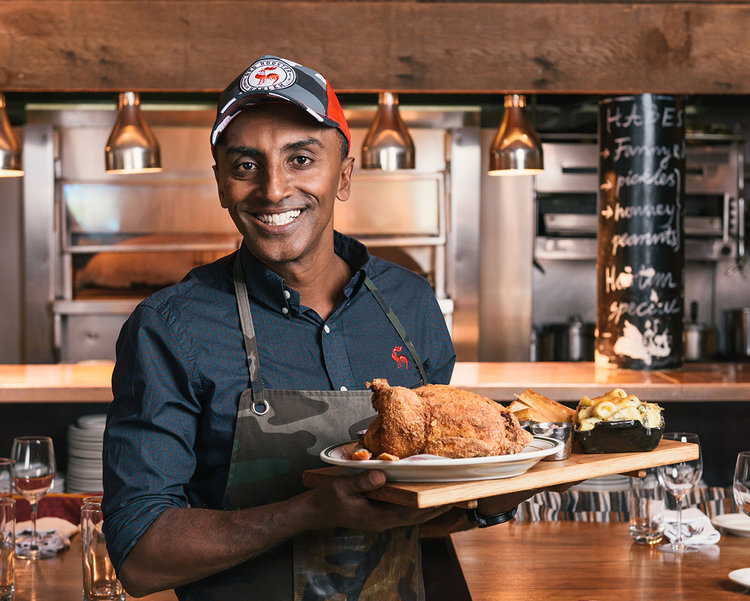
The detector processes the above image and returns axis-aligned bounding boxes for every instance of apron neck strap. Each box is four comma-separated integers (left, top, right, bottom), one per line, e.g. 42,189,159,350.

364,276,428,386
233,253,267,403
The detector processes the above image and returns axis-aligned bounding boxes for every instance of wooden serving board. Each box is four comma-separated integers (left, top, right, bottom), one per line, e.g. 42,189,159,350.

302,439,698,508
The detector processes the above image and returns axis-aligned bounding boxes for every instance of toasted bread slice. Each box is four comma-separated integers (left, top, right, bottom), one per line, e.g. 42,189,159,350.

513,389,575,423
512,407,551,422
507,399,531,413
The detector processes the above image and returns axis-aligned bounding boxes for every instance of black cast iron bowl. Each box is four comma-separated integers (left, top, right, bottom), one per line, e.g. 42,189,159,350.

573,418,664,453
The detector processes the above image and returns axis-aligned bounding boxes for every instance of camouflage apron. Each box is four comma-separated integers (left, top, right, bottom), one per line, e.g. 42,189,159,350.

183,254,427,601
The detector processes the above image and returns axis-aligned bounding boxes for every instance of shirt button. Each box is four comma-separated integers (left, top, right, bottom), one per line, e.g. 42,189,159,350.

281,307,289,315
339,386,348,391
323,325,331,334
283,290,291,300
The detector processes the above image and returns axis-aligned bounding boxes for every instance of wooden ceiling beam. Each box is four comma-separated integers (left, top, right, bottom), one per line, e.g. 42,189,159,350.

1,1,749,94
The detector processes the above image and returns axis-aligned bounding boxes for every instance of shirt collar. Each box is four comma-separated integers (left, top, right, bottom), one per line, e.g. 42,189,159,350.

239,231,372,315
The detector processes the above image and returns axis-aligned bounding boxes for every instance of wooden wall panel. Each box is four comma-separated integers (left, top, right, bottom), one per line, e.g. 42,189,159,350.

1,1,749,94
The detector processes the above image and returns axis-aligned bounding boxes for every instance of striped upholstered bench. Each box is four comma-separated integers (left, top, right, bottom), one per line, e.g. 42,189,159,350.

516,484,736,522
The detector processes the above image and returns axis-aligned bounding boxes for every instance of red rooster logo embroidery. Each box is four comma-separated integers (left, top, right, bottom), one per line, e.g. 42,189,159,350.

254,67,280,85
391,346,409,369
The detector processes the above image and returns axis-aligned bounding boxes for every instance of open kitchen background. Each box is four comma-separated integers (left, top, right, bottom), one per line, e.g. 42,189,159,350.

0,94,749,365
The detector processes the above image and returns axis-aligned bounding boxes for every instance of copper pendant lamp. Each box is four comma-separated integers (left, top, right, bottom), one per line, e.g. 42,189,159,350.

361,92,415,171
105,91,162,174
0,93,24,177
488,94,544,176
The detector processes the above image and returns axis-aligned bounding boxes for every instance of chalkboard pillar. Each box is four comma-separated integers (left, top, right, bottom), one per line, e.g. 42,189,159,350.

595,94,686,370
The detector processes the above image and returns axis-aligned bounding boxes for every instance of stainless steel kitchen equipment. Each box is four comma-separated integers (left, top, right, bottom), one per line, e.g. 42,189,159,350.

20,103,482,363
540,314,595,362
684,301,718,362
723,306,750,358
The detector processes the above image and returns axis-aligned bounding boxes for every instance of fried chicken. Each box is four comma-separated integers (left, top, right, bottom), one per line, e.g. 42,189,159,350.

363,379,533,459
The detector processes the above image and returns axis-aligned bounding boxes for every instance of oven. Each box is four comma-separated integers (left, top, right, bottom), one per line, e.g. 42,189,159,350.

535,133,745,262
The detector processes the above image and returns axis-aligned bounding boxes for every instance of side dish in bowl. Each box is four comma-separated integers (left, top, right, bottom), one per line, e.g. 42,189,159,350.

573,388,664,453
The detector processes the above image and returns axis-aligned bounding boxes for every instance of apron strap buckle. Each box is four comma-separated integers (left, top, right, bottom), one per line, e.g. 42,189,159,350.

252,400,270,416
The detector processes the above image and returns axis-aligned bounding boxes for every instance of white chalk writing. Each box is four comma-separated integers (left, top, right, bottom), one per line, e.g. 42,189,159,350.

604,101,684,135
610,226,679,255
608,295,681,324
615,167,677,195
601,201,676,224
605,265,633,293
612,319,672,366
635,266,678,290
612,137,683,164
604,265,678,294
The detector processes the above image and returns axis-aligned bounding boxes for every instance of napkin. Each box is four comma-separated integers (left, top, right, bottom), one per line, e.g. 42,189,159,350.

15,516,80,556
663,507,721,545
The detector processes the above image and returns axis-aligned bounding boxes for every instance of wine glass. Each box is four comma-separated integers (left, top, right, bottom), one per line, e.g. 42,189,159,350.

657,432,702,553
11,436,56,559
734,450,750,516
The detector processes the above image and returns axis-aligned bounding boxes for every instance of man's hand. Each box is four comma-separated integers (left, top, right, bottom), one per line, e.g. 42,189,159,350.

307,469,452,532
476,480,580,517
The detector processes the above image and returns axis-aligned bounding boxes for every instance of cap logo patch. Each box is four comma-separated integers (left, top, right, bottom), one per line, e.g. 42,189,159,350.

240,58,296,92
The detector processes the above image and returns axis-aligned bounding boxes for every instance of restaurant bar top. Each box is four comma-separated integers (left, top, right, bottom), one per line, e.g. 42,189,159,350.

0,361,748,403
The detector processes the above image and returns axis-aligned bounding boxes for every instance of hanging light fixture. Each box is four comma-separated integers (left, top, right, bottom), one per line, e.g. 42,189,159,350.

105,91,162,174
488,93,544,176
361,92,415,170
0,93,24,177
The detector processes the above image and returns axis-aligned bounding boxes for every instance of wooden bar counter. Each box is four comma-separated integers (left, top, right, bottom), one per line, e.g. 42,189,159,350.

1,361,749,403
450,361,750,402
450,520,750,601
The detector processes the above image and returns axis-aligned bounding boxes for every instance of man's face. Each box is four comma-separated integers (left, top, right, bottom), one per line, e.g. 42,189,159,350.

213,103,354,270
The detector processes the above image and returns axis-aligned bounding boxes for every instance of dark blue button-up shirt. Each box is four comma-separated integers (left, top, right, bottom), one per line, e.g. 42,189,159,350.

102,232,455,572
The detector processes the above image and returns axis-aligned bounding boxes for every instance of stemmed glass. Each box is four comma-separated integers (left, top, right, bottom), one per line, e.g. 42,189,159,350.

657,432,702,553
11,437,56,559
734,451,750,516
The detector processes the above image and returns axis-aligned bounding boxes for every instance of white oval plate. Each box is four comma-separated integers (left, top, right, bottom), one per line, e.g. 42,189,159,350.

712,513,750,537
729,567,750,589
320,436,562,482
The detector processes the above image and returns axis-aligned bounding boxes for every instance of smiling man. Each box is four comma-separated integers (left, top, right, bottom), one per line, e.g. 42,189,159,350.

101,56,522,601
214,102,354,320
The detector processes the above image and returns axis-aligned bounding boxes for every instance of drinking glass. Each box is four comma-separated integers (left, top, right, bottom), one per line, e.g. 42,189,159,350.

10,436,56,559
657,432,702,553
0,460,11,497
734,450,750,516
0,498,14,601
81,497,126,601
629,468,665,545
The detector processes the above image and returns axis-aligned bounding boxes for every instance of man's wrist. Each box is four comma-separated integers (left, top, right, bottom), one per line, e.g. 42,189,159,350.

465,505,518,528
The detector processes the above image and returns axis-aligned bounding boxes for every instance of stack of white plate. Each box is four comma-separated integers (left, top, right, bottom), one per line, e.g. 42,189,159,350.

66,414,107,493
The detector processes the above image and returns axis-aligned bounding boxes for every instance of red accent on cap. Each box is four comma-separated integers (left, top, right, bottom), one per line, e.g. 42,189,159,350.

325,82,351,156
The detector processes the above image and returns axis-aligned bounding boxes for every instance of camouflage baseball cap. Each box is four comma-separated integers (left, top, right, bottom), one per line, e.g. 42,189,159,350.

210,55,351,155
